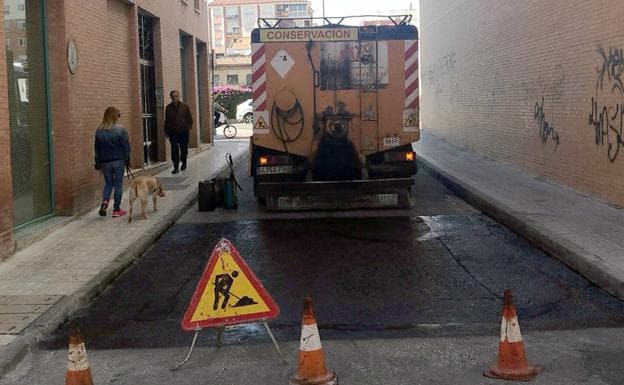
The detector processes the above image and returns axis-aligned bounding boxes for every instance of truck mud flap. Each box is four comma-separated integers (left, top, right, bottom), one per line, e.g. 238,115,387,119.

258,178,414,211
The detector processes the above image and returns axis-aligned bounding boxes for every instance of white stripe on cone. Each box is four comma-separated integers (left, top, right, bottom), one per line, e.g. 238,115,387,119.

300,323,322,352
67,342,90,372
500,316,523,343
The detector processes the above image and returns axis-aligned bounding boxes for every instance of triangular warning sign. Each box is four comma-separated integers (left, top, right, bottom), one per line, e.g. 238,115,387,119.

255,116,268,130
181,238,279,330
404,113,417,127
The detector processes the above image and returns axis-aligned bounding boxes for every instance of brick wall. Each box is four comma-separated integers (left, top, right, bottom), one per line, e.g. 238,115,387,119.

0,0,16,259
46,0,210,216
420,1,624,207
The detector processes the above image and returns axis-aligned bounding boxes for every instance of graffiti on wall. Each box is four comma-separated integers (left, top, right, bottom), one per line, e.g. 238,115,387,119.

589,46,624,162
534,96,560,148
595,47,624,97
424,52,456,96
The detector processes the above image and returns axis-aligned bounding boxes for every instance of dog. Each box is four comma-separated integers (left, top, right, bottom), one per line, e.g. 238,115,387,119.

128,176,165,223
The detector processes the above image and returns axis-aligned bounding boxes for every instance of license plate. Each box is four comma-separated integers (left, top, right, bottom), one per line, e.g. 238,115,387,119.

258,165,293,175
383,137,400,147
374,193,398,205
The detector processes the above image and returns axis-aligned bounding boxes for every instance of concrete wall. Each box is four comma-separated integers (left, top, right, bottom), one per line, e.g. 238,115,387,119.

420,1,624,207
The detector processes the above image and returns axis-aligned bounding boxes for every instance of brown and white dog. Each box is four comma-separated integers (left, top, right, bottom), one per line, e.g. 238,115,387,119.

128,176,165,222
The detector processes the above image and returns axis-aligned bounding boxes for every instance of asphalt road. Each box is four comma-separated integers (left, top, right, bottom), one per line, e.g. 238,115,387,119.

2,159,624,385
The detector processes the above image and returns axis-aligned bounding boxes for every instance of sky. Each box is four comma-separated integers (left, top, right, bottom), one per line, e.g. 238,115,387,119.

308,0,417,18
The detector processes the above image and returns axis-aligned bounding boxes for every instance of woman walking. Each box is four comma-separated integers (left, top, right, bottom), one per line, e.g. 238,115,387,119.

94,107,130,217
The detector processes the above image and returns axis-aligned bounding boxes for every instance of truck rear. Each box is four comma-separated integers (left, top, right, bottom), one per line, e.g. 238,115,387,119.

250,16,419,210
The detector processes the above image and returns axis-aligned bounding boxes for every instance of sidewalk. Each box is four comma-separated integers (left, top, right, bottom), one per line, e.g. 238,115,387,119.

0,139,249,377
414,130,624,301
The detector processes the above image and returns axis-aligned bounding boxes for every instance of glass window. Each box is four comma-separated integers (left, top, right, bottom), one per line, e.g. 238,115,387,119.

18,4,25,11
6,0,53,226
226,74,238,84
246,73,252,86
225,6,240,34
3,5,9,15
214,74,220,86
241,5,257,37
17,20,26,29
259,4,275,18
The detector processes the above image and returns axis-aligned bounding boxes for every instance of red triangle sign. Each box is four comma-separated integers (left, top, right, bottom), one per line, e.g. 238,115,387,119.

181,238,279,330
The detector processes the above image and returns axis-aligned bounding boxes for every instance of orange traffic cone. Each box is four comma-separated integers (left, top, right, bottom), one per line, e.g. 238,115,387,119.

289,296,337,385
65,328,94,385
484,289,543,381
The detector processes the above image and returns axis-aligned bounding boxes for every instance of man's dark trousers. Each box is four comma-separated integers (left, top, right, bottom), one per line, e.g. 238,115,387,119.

169,131,189,170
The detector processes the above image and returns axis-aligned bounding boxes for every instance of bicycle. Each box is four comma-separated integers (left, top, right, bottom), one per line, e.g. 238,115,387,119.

213,111,237,138
222,123,237,139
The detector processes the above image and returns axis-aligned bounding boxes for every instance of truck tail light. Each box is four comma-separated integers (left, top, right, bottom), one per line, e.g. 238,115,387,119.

258,155,291,166
384,151,416,162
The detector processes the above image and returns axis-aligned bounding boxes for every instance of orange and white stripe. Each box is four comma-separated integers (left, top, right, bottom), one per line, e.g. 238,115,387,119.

252,43,267,112
484,289,542,381
290,297,337,385
404,39,419,110
66,329,94,385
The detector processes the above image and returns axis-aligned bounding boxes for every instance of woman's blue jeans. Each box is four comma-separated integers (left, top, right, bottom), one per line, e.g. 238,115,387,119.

101,159,125,210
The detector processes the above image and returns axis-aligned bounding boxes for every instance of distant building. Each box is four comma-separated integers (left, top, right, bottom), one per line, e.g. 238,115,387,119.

208,0,313,86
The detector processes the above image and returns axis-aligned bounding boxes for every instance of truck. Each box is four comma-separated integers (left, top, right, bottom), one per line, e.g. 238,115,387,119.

249,16,420,210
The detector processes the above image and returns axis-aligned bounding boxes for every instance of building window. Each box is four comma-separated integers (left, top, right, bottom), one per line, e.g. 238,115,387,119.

225,6,240,34
17,20,26,30
227,74,239,84
5,39,9,49
18,38,27,47
214,74,220,86
276,4,308,17
246,73,252,86
259,4,275,18
18,4,25,11
3,5,9,15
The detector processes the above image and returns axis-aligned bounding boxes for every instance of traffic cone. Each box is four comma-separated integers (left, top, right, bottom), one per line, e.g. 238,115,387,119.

65,328,94,385
484,289,543,381
289,296,337,385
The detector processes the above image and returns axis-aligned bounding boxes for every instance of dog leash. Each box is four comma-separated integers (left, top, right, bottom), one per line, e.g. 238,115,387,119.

226,153,243,191
125,162,134,180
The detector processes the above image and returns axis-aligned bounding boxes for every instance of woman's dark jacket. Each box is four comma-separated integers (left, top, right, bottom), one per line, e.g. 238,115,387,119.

94,125,130,166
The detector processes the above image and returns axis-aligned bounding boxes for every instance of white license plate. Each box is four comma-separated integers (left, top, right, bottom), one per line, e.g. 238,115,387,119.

383,137,400,147
375,193,399,205
258,165,293,175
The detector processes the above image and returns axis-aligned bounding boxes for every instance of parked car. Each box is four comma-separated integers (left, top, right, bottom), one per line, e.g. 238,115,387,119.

236,99,253,124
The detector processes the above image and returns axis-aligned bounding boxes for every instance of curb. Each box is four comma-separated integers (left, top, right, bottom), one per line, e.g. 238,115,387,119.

0,150,249,379
417,156,624,301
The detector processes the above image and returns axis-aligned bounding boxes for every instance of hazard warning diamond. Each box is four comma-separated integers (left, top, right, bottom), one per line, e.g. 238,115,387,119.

181,238,279,330
271,50,295,78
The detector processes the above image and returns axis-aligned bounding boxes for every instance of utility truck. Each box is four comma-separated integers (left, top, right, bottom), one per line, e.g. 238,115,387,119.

250,16,420,210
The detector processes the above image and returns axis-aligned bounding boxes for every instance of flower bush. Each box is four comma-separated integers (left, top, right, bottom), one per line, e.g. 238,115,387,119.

213,85,252,119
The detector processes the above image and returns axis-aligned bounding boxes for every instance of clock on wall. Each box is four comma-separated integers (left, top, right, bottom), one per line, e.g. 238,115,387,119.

67,39,78,74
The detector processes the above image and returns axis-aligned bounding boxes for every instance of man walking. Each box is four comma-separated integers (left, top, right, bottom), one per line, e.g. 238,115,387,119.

165,90,193,174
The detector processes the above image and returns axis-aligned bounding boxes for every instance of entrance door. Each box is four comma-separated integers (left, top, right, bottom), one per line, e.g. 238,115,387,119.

138,14,158,166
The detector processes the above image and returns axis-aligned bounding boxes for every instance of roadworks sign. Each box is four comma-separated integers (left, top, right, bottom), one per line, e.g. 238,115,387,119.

181,238,279,330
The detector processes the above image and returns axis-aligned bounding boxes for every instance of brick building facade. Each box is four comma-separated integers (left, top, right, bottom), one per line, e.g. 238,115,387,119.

420,1,624,208
1,0,211,259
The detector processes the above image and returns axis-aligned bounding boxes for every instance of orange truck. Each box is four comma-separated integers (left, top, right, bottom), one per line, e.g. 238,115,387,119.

250,16,419,210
